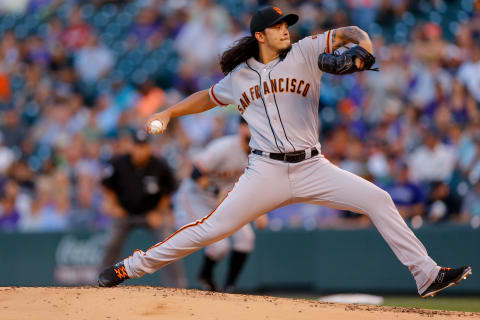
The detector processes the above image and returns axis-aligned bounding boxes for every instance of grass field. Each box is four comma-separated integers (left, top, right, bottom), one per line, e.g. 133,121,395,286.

277,293,480,313
382,296,480,313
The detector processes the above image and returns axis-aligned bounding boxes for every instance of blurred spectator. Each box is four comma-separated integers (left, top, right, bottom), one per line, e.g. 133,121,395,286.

25,35,51,66
68,171,103,230
385,163,426,219
217,18,249,55
9,160,35,192
0,134,14,174
0,31,21,74
1,109,27,149
426,181,462,223
66,94,90,133
447,80,478,126
175,0,232,72
27,0,52,13
412,23,446,66
365,44,408,125
136,79,165,119
60,6,94,51
180,109,228,147
32,97,74,148
0,179,20,231
20,172,69,231
74,34,114,82
461,180,480,224
0,68,11,105
340,137,368,177
408,131,456,183
49,44,73,74
367,141,390,182
45,18,64,51
0,0,28,14
458,131,480,185
346,0,379,33
458,45,480,103
109,79,139,114
127,6,164,49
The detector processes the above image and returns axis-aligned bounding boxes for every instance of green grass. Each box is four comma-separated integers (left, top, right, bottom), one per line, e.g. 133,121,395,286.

267,293,480,313
382,296,480,313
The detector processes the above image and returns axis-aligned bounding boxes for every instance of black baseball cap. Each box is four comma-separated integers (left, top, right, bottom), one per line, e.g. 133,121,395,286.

250,6,299,36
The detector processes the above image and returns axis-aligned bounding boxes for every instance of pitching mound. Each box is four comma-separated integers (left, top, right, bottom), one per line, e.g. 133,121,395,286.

1,287,479,320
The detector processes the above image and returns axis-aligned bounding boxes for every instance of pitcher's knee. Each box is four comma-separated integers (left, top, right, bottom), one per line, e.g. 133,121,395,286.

382,190,394,206
368,188,394,209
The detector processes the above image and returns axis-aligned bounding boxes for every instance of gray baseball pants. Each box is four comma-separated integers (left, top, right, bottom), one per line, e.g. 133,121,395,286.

124,152,439,293
174,178,255,260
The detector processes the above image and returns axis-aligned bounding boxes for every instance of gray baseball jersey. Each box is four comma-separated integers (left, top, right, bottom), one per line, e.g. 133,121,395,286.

209,31,334,153
193,135,248,192
173,134,248,227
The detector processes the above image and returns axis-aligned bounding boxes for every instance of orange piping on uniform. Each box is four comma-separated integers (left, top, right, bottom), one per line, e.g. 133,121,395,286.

326,30,331,53
210,85,228,106
145,174,243,252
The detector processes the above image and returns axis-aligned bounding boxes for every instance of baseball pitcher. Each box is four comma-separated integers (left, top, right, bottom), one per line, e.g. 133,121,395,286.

99,6,471,298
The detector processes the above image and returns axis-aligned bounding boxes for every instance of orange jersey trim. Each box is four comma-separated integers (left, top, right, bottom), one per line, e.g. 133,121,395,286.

326,30,332,53
210,85,228,106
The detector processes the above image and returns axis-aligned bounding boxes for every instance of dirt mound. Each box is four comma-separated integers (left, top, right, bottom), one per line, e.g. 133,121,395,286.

1,287,479,320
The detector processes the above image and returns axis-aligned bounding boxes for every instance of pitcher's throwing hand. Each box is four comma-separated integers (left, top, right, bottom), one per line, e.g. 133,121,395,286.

146,111,171,134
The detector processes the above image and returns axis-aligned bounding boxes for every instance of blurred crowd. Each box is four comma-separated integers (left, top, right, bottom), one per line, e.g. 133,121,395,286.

0,0,480,232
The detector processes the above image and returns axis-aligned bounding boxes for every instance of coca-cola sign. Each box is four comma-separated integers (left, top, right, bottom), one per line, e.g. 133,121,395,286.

54,234,107,285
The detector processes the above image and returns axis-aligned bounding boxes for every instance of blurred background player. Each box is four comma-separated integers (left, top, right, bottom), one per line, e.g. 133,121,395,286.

101,129,186,288
174,118,267,292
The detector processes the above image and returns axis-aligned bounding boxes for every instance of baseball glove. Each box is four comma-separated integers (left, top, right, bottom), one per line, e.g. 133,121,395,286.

317,45,379,75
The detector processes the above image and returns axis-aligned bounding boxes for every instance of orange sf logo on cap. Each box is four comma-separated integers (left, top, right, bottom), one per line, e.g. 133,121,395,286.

273,7,282,15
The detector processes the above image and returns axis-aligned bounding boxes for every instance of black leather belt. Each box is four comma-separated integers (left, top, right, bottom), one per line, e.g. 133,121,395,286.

252,147,319,163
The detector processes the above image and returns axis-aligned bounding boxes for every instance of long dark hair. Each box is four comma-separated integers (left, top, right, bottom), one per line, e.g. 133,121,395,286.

220,36,259,75
220,35,292,75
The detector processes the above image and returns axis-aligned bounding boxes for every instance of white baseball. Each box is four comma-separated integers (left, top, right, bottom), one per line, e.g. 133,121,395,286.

149,120,164,134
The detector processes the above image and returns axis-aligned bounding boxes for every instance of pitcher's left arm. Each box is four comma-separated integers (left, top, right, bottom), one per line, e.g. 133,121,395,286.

331,26,373,54
318,26,379,74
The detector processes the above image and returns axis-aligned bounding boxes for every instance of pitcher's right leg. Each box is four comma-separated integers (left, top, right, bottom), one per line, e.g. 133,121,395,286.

292,155,440,294
123,155,290,279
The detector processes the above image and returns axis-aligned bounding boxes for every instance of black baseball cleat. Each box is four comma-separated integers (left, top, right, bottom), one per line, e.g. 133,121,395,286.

198,275,218,292
98,261,130,287
420,266,472,298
